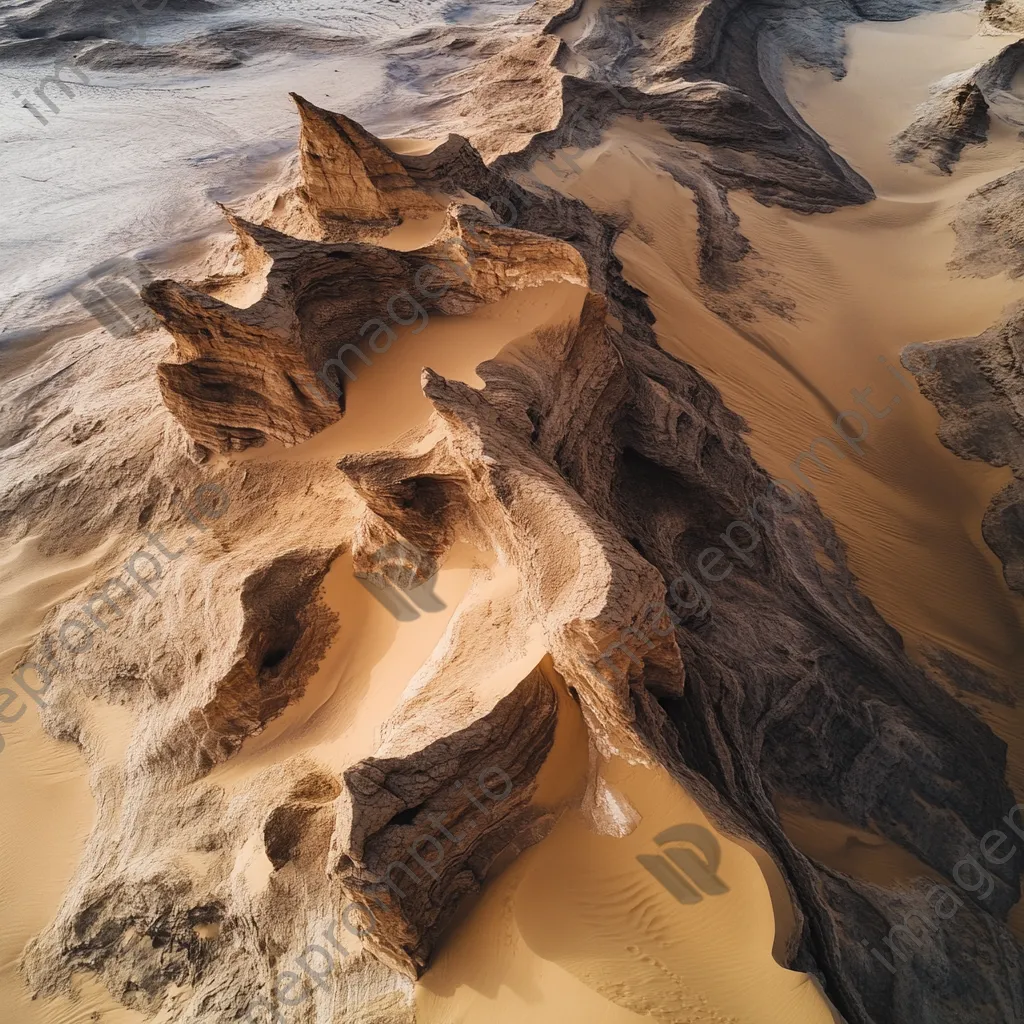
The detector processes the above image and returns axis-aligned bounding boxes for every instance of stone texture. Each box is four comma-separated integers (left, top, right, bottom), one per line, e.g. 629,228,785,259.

892,40,1024,172
903,304,1024,594
19,3,1024,1024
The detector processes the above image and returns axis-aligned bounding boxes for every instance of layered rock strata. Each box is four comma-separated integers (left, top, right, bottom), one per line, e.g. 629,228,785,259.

16,2,1024,1024
145,105,589,456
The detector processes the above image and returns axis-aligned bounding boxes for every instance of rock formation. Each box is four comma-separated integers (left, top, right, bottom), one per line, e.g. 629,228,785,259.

144,101,589,455
902,59,1024,595
892,40,1024,172
903,304,1024,594
951,166,1024,280
985,0,1024,32
13,2,1024,1024
331,669,559,975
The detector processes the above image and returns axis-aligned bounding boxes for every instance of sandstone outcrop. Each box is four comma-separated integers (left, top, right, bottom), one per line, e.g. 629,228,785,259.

892,40,1024,172
144,116,589,455
985,0,1024,32
331,669,559,976
16,2,1024,1024
288,94,443,240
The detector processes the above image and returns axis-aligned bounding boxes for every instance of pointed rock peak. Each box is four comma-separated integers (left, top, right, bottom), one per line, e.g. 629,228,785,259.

291,93,393,158
289,93,440,229
218,207,300,261
141,277,246,336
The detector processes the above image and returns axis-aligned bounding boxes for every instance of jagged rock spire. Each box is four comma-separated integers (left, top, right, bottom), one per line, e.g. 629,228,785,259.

291,93,442,231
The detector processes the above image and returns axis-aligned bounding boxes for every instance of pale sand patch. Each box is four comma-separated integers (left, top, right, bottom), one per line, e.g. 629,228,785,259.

383,138,447,157
374,209,452,251
0,723,147,1024
787,10,1017,195
0,552,144,1023
0,532,151,1021
552,0,606,47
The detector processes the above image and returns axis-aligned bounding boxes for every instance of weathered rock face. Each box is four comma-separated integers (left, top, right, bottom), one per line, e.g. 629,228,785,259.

291,94,443,238
329,219,1024,1023
894,80,991,171
144,114,589,455
432,0,880,296
892,40,1024,172
903,73,1024,596
331,669,559,976
18,2,1024,1024
903,305,1024,594
985,0,1024,32
952,166,1024,281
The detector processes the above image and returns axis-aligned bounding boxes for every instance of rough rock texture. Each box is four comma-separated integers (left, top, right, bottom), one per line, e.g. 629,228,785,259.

907,88,1024,594
951,166,1024,280
16,2,1024,1024
330,277,1024,1023
895,79,991,171
892,40,1024,172
431,0,879,296
903,304,1024,594
287,94,444,240
331,669,559,975
144,106,588,455
985,0,1024,32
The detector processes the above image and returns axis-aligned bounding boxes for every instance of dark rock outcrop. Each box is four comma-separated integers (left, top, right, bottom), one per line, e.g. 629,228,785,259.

903,304,1024,594
892,40,1024,172
331,669,559,976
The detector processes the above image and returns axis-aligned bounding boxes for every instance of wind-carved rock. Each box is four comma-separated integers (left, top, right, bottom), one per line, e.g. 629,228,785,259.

21,3,1024,1023
903,303,1024,594
985,0,1024,32
332,275,1024,1023
902,40,1024,593
290,93,443,238
144,172,588,454
131,92,1022,1020
329,669,559,976
892,40,1024,172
